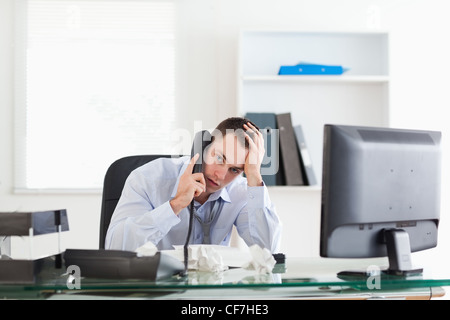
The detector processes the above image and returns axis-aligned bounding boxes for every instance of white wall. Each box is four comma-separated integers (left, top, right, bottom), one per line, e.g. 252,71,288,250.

1,0,450,264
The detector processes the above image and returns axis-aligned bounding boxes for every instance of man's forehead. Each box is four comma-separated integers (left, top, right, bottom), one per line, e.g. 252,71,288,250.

213,133,247,165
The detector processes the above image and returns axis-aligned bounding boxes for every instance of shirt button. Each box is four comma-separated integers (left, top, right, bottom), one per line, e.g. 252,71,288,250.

249,194,254,199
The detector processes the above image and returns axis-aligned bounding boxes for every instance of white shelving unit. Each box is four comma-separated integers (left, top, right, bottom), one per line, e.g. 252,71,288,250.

238,30,390,186
237,30,390,257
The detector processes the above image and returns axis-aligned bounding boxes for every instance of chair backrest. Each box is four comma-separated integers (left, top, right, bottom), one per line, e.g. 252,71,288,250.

99,155,174,249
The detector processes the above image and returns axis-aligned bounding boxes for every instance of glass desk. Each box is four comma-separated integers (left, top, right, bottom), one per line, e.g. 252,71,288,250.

1,255,449,300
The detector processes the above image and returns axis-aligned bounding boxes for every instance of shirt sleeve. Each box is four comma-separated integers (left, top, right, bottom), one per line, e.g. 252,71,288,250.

235,183,282,253
105,168,181,251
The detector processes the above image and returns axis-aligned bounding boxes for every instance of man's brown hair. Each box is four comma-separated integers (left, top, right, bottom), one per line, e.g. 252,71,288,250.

212,117,260,149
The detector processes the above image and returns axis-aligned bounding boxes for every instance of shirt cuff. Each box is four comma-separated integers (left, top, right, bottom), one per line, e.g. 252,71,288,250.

247,184,270,208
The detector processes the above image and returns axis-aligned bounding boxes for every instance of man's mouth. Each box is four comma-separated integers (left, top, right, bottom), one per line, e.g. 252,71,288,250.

207,178,219,187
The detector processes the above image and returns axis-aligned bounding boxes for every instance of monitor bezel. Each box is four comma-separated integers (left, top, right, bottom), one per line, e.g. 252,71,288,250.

320,124,441,261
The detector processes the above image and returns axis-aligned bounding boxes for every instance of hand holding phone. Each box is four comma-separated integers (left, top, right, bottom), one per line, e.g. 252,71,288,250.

169,154,206,215
182,130,212,275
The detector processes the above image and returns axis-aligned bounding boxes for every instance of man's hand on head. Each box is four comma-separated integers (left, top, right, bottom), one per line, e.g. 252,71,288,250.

243,122,264,187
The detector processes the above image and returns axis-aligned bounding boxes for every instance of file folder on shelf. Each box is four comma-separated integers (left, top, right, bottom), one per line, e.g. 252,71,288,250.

278,62,349,75
276,113,305,186
293,125,317,186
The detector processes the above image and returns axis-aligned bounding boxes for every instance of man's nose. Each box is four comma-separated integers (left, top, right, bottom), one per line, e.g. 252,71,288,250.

214,166,227,180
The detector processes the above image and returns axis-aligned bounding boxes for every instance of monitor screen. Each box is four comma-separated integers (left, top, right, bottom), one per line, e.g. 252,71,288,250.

320,124,441,275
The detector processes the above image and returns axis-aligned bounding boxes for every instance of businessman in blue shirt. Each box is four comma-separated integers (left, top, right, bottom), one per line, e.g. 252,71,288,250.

105,117,282,253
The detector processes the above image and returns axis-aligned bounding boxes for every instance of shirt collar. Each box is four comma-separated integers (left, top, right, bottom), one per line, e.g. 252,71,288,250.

208,186,231,203
170,156,232,203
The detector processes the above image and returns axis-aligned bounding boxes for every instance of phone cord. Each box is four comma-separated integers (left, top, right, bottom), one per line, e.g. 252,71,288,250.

182,200,195,276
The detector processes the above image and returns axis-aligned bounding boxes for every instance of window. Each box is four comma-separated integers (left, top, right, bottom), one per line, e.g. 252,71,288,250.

14,0,176,191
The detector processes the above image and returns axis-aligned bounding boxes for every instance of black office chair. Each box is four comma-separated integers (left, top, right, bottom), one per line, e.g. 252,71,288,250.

99,155,176,249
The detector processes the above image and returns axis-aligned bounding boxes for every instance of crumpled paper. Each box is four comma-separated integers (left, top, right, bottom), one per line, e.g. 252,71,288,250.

136,242,228,273
188,245,228,273
135,242,275,275
135,241,158,257
242,244,276,274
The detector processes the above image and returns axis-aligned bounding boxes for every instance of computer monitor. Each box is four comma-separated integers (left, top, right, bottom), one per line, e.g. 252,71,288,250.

320,124,441,276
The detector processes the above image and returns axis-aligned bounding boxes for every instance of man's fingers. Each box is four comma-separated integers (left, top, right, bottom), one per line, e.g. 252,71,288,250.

244,122,261,137
192,172,206,193
186,153,200,172
192,172,206,185
193,184,205,197
192,175,206,196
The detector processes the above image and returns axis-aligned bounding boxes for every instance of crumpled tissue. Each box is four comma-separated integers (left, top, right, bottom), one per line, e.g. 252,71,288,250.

242,244,276,274
135,242,229,273
188,245,228,273
135,241,158,257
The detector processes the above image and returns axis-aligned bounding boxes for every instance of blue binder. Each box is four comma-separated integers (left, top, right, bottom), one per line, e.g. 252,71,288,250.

278,62,349,75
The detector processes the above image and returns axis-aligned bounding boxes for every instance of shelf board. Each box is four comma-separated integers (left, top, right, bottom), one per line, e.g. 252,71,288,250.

241,75,389,84
267,185,322,192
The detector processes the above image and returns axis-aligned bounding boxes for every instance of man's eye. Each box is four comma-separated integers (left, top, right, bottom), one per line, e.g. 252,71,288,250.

231,168,240,174
216,155,223,163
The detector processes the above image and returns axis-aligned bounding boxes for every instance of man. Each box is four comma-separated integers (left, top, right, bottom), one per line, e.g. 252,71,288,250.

105,117,282,253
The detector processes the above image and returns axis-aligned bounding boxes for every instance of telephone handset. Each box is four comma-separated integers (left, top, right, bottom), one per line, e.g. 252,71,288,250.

183,130,212,275
190,130,212,174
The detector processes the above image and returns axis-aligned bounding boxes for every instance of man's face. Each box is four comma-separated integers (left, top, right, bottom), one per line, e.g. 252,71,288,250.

202,133,248,194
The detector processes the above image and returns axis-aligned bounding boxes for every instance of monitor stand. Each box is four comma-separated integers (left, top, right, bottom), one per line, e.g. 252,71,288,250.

337,229,423,279
383,228,423,276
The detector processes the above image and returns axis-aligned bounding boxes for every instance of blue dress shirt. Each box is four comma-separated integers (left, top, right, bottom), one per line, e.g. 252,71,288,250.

105,156,282,252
